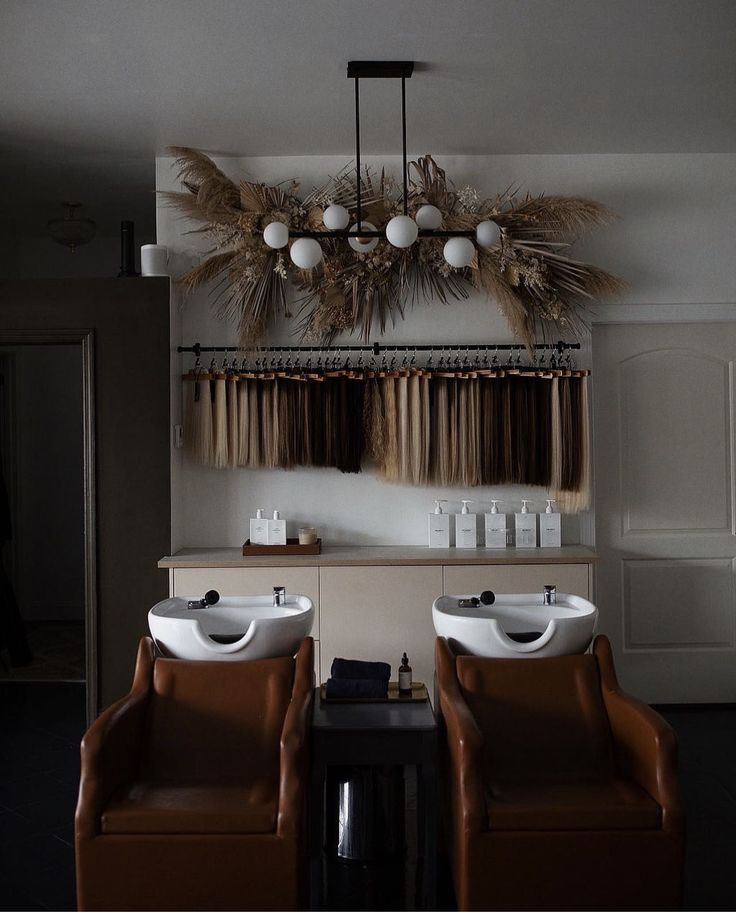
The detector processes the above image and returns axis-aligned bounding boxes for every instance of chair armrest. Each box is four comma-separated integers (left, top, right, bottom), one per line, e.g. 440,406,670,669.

75,638,154,839
594,636,684,831
277,638,314,838
436,638,486,836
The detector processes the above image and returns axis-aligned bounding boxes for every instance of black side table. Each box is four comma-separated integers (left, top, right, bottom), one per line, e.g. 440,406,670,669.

309,690,438,911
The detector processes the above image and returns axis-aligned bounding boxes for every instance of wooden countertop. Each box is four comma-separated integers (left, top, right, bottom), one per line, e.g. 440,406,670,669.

158,545,597,569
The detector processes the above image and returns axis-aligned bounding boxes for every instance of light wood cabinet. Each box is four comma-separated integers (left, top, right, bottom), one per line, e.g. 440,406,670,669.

443,563,590,600
319,565,443,689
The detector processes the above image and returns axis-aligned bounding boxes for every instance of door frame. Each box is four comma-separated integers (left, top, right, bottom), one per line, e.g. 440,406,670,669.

0,329,97,722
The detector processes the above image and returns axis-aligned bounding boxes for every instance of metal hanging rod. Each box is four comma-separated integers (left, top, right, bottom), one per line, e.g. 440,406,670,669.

178,341,581,358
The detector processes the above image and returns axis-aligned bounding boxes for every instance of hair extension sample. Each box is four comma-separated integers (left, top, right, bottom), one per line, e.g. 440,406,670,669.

212,374,229,468
226,376,239,468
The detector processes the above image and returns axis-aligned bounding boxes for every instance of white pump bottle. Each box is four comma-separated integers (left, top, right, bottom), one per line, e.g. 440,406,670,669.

484,499,508,548
514,499,537,548
428,499,450,548
539,498,561,547
455,499,478,549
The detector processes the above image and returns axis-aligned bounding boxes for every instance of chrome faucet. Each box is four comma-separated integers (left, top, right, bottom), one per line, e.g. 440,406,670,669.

273,586,286,607
187,589,220,610
543,585,557,606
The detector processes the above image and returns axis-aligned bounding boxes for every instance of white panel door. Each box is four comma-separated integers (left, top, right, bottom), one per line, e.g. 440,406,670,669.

593,322,736,701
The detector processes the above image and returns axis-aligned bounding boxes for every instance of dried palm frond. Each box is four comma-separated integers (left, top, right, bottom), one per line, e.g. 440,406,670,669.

166,147,623,349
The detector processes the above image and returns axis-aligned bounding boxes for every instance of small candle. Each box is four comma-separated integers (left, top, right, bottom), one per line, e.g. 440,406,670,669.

298,527,318,545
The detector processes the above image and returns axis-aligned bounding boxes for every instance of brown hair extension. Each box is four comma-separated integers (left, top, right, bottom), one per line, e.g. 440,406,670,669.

237,379,250,466
212,374,229,468
468,378,482,487
322,378,336,468
277,380,292,468
408,374,422,485
380,377,399,481
534,378,552,487
310,379,326,467
550,377,562,491
430,377,449,486
183,377,205,464
448,379,460,486
248,380,261,468
396,375,409,482
479,378,493,484
226,376,239,468
500,378,514,484
420,375,431,485
298,381,311,467
362,378,386,467
457,380,469,486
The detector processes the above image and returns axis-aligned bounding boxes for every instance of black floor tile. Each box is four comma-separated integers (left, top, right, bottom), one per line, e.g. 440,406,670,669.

0,876,42,912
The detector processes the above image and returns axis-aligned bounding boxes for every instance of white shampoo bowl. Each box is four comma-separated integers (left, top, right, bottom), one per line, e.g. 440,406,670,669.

148,595,314,661
432,592,597,658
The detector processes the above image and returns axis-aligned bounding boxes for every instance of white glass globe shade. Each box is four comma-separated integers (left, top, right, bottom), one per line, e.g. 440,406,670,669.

348,221,379,253
475,219,501,249
289,238,323,269
385,215,419,249
415,204,443,231
263,221,289,249
443,237,475,269
323,204,350,231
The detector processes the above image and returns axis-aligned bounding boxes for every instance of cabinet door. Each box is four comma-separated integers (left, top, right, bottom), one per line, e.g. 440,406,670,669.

319,566,443,689
443,563,590,600
172,567,320,639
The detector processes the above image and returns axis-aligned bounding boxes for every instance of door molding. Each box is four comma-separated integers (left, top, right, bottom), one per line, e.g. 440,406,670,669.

0,330,97,723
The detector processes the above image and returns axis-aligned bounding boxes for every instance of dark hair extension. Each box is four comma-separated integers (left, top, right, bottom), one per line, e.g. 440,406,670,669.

448,378,460,486
310,379,326,467
298,380,311,467
534,378,552,487
277,380,292,469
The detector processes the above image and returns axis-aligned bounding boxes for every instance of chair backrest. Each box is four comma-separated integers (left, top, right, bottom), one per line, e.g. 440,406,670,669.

456,653,614,782
141,654,295,784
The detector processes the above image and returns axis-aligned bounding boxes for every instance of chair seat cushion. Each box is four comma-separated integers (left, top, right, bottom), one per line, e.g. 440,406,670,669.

102,780,278,835
486,777,662,831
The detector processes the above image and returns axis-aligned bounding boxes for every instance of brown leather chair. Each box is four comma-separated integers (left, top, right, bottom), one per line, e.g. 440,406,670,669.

436,635,684,911
76,636,314,912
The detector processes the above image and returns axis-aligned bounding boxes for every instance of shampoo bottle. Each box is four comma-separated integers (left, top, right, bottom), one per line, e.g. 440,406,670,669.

428,499,450,548
250,508,268,545
455,499,478,549
484,500,508,548
539,498,562,547
514,499,537,548
268,509,287,546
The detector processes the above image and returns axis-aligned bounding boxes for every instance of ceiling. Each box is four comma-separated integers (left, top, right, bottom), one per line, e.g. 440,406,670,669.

2,0,734,236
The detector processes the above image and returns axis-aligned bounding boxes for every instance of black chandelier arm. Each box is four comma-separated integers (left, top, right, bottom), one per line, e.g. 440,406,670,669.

288,229,476,239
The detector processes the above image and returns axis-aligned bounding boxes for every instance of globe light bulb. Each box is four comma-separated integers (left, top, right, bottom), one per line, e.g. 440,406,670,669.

475,220,501,249
262,221,289,249
443,237,475,269
348,221,379,253
385,215,419,249
415,204,443,231
289,238,323,269
323,204,350,231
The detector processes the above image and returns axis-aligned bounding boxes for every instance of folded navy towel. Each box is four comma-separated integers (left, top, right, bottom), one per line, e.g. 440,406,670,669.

331,657,391,681
325,677,389,700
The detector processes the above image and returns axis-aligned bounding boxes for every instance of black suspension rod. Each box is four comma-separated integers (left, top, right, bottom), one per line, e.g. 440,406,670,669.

401,76,408,216
178,341,581,358
355,76,361,229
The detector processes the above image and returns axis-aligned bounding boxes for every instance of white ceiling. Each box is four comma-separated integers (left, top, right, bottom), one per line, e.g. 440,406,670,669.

2,0,735,236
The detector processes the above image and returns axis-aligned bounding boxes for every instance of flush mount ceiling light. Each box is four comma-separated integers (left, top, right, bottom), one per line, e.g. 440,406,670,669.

261,61,498,269
47,202,96,252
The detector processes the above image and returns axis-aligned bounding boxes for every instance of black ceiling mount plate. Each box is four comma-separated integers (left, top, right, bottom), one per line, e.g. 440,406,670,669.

347,60,414,79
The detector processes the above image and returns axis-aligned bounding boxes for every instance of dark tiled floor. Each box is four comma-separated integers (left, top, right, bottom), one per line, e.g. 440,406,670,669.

0,683,84,912
0,684,734,911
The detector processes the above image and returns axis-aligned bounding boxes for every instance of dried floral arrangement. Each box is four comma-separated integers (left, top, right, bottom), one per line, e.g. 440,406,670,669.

164,147,623,349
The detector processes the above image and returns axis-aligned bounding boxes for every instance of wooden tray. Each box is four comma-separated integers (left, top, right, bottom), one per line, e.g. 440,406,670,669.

242,537,322,556
320,681,429,703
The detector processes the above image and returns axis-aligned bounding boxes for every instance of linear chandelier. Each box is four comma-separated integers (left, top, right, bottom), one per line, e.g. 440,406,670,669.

261,60,499,270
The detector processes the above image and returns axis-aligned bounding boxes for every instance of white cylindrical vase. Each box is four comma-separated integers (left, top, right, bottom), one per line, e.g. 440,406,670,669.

141,244,169,277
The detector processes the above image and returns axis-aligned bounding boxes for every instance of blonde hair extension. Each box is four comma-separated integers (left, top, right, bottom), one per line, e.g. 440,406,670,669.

226,376,239,468
430,377,449,486
237,379,250,466
420,375,431,485
248,381,261,468
380,377,399,481
408,374,422,485
396,375,409,482
212,374,229,468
